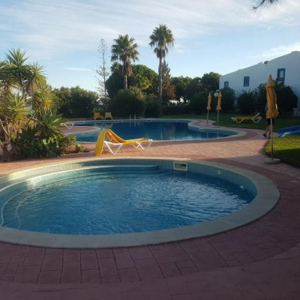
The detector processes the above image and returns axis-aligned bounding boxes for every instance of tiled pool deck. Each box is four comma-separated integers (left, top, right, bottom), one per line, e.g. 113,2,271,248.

0,120,300,299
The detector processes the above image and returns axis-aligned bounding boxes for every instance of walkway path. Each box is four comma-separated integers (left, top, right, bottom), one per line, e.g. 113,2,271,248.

0,120,300,299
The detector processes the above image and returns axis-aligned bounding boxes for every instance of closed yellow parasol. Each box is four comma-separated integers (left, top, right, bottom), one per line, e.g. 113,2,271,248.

207,93,212,111
206,93,212,125
266,75,279,119
216,91,222,111
266,75,280,163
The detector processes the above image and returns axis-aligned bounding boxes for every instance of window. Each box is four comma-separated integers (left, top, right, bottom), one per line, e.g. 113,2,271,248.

277,68,285,83
224,81,229,88
244,76,250,87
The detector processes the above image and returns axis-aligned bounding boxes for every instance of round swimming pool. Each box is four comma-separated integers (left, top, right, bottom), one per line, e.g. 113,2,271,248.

1,166,254,235
0,159,279,248
71,120,238,142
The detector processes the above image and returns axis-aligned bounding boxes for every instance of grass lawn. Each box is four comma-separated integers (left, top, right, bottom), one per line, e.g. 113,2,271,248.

265,136,300,168
161,113,300,133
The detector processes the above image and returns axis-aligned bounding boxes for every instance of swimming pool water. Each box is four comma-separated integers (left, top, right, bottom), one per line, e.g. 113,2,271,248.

2,168,254,235
73,121,236,142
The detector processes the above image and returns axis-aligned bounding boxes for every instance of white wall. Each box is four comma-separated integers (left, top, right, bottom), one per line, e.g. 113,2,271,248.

219,51,300,108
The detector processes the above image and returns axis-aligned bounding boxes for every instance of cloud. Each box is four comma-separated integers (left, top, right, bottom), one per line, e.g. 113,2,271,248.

252,42,300,60
0,0,299,61
65,67,93,72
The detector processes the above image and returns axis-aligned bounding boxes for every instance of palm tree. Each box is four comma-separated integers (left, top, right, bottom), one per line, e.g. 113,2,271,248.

111,35,139,90
253,0,277,10
149,25,174,114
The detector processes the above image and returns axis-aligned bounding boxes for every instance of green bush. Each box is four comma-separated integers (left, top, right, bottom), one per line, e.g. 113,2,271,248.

254,83,298,115
254,84,267,115
17,128,75,158
16,111,76,158
220,87,235,112
276,83,298,114
237,91,256,114
54,86,98,118
144,94,160,118
189,92,207,114
75,143,84,153
110,87,146,118
162,104,191,116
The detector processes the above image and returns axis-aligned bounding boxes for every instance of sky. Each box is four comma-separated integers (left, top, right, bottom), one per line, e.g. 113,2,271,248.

0,0,299,92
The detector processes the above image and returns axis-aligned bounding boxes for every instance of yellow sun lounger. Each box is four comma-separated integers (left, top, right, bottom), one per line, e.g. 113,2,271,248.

231,113,262,124
105,112,113,120
94,112,103,120
94,129,153,155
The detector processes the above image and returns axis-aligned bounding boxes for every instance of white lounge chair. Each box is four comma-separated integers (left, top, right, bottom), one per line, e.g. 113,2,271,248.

231,113,262,124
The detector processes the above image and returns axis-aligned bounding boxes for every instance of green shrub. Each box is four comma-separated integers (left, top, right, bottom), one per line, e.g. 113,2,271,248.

110,87,146,118
276,83,298,114
16,111,76,158
220,87,236,112
254,83,298,115
237,91,256,114
254,84,267,115
17,128,75,158
189,92,207,114
75,143,84,153
144,94,160,118
162,104,191,116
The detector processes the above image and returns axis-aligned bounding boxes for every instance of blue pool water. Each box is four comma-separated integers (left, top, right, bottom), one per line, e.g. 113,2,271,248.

73,121,236,142
2,167,254,235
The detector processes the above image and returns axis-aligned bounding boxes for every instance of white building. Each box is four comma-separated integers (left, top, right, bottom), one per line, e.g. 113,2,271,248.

219,51,300,110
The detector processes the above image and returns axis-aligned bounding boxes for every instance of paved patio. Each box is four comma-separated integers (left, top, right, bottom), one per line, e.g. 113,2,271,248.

0,120,300,299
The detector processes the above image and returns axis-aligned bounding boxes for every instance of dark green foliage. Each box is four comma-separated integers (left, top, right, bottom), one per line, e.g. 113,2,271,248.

53,86,98,118
254,84,267,115
144,94,160,118
254,83,298,115
106,64,158,98
130,65,158,94
106,70,126,98
200,72,221,94
275,83,298,114
237,91,257,114
189,92,208,114
16,111,75,158
110,87,146,118
220,87,236,112
162,104,191,116
186,77,202,101
172,76,192,101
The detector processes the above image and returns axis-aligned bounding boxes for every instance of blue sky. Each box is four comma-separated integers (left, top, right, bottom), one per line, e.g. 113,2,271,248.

0,0,299,92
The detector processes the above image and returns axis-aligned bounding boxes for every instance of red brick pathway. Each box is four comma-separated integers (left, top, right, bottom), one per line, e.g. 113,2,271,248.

0,120,300,299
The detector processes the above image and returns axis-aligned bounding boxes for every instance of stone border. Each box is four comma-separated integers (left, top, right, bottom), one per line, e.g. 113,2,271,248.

0,158,279,248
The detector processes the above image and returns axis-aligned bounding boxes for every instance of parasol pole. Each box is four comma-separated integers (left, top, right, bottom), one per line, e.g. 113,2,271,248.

206,93,212,126
207,110,209,125
271,118,274,160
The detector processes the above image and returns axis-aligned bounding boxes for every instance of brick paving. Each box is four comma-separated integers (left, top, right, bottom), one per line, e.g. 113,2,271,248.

0,120,300,299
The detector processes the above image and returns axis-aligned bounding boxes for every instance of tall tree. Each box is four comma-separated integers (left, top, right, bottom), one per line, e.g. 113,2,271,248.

161,60,175,104
172,76,192,102
149,24,174,115
253,0,277,10
96,39,110,101
111,34,139,90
